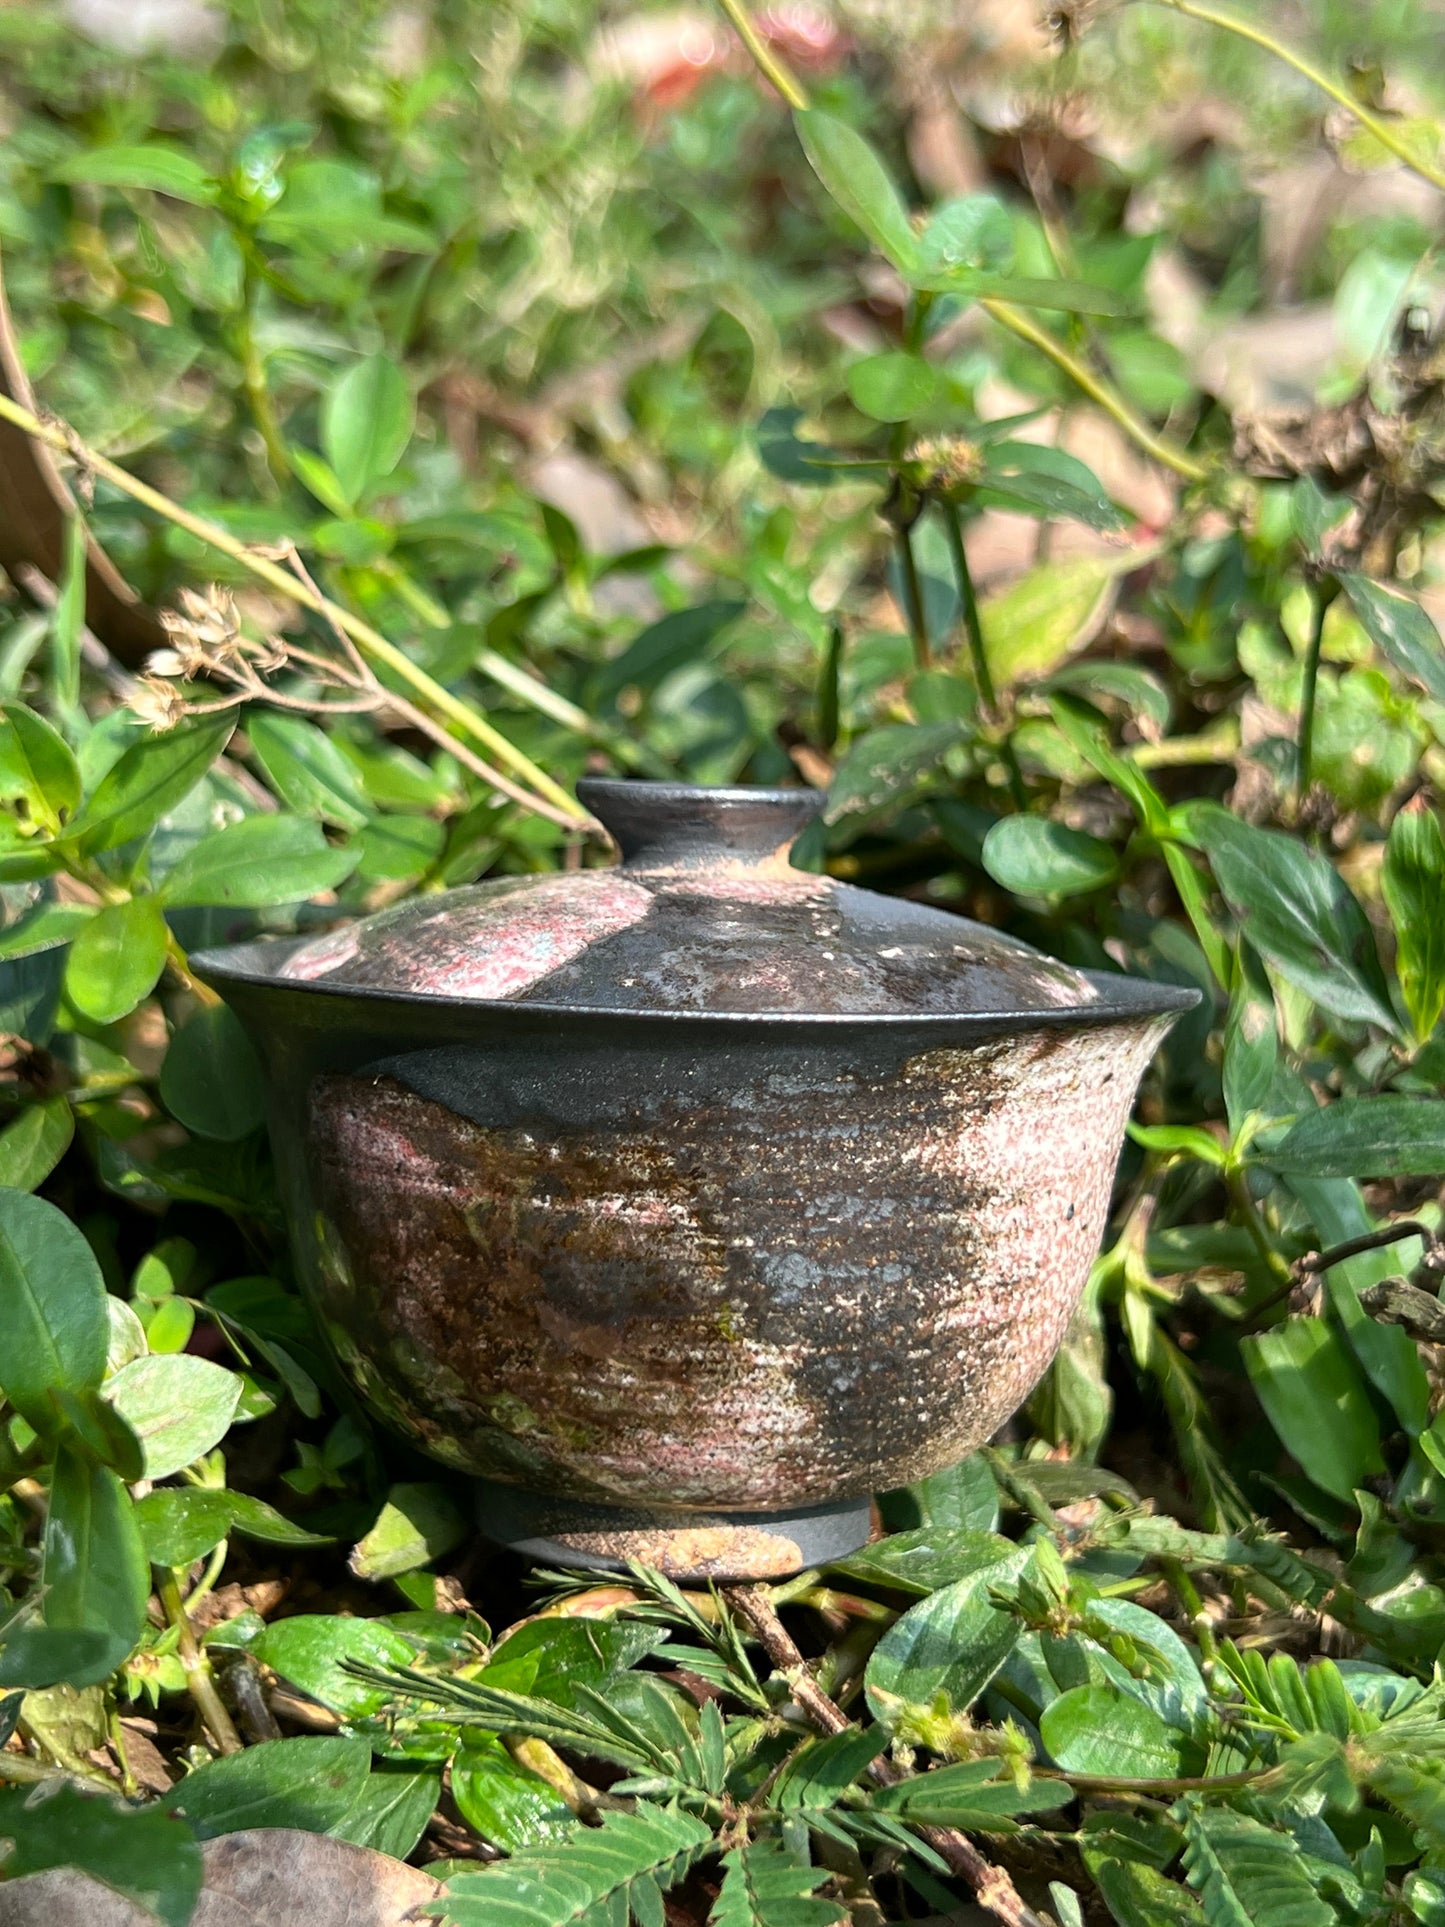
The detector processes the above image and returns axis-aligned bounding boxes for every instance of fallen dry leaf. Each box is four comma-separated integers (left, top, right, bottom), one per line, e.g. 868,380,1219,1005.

0,1829,443,1927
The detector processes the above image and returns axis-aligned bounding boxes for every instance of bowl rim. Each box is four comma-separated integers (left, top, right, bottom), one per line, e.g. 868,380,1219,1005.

192,934,1202,1032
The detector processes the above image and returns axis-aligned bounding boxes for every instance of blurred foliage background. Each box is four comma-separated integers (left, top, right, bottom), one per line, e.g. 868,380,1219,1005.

4,1,1445,1919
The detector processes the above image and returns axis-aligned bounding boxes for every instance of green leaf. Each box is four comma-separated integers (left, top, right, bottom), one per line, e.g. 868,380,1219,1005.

0,702,81,834
160,1003,266,1141
134,1487,331,1567
103,1353,243,1479
710,1841,848,1927
1384,802,1445,1042
830,1527,1020,1597
442,1802,714,1927
246,711,371,830
976,443,1125,531
916,262,1134,312
846,352,939,422
41,1443,150,1686
478,1616,664,1706
1050,694,1170,833
352,812,444,883
981,556,1120,688
64,895,168,1024
915,195,1013,275
1179,1802,1335,1927
596,600,745,706
1041,1682,1192,1779
1084,1849,1206,1927
1341,573,1445,703
826,721,962,827
770,1727,885,1809
0,1186,108,1431
982,815,1118,897
0,1094,73,1192
1258,1096,1445,1178
869,1757,1073,1827
451,1731,578,1852
329,1763,442,1858
864,1540,1031,1724
165,1735,372,1838
321,354,415,507
259,1614,421,1719
1189,804,1397,1032
1128,1122,1227,1166
65,716,235,857
55,142,217,205
0,900,94,960
0,1783,202,1927
793,109,920,273
879,1454,1000,1534
1241,1316,1386,1502
350,1482,469,1580
160,813,359,906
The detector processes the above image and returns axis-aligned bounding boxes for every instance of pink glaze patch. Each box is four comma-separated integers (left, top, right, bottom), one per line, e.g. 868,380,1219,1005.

281,873,654,999
280,924,361,980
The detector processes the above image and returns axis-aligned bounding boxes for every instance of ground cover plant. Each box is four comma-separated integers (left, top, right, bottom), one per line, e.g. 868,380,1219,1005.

3,0,1445,1919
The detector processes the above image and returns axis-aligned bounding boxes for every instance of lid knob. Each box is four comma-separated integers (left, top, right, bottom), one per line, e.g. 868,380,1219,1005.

578,779,824,873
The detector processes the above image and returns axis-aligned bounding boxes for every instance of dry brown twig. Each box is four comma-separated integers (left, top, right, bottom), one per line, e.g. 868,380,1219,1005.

142,550,586,833
722,1583,1052,1927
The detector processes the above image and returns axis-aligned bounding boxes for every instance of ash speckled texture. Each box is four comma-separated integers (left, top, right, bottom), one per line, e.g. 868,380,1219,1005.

279,780,1101,1018
302,1016,1169,1510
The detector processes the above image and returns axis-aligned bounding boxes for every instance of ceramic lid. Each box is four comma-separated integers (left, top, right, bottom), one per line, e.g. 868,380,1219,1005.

277,779,1103,1017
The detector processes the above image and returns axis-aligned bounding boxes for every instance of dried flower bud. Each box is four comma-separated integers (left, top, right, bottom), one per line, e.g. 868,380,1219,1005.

130,677,191,732
906,434,985,496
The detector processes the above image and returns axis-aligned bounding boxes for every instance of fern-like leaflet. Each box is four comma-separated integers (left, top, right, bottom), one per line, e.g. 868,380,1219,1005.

441,1802,713,1926
1178,1802,1335,1927
709,1842,847,1927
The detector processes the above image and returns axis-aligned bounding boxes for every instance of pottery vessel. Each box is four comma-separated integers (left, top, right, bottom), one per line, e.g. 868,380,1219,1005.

195,780,1195,1580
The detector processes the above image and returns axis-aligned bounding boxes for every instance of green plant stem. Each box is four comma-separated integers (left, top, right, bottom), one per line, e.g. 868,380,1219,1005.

723,1583,1050,1927
938,499,1027,808
237,257,291,487
980,1447,1060,1534
374,554,655,769
1297,576,1339,807
0,1749,114,1788
108,1703,139,1797
1138,0,1445,196
1226,1166,1294,1288
978,299,1209,482
711,0,1212,486
713,0,808,108
158,1569,244,1756
894,522,933,670
0,390,588,828
1162,1555,1219,1669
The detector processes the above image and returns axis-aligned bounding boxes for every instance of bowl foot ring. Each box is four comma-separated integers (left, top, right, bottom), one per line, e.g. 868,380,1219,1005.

475,1481,872,1583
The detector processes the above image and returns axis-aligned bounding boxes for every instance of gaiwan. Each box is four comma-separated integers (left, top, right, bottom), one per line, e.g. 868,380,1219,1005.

196,781,1194,1581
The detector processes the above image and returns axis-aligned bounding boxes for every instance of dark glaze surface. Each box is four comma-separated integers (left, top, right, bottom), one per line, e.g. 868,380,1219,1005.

299,1014,1170,1507
278,780,1103,1017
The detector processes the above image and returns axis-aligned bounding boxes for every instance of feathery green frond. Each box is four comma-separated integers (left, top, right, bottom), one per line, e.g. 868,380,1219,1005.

441,1803,714,1927
1179,1804,1335,1927
710,1842,847,1927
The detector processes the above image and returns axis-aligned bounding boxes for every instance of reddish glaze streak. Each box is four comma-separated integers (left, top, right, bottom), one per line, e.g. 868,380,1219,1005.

302,1019,1168,1510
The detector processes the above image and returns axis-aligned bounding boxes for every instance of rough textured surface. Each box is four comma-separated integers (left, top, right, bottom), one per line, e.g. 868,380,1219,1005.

303,1017,1169,1511
280,781,1101,1017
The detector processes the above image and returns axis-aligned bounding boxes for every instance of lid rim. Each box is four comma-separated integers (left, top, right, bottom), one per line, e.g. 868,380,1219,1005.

192,939,1201,1028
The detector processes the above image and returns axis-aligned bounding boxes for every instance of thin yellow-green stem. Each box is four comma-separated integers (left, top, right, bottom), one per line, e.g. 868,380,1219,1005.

158,1569,244,1755
1140,0,1445,196
712,0,1213,486
714,0,808,108
978,298,1209,482
0,392,587,827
